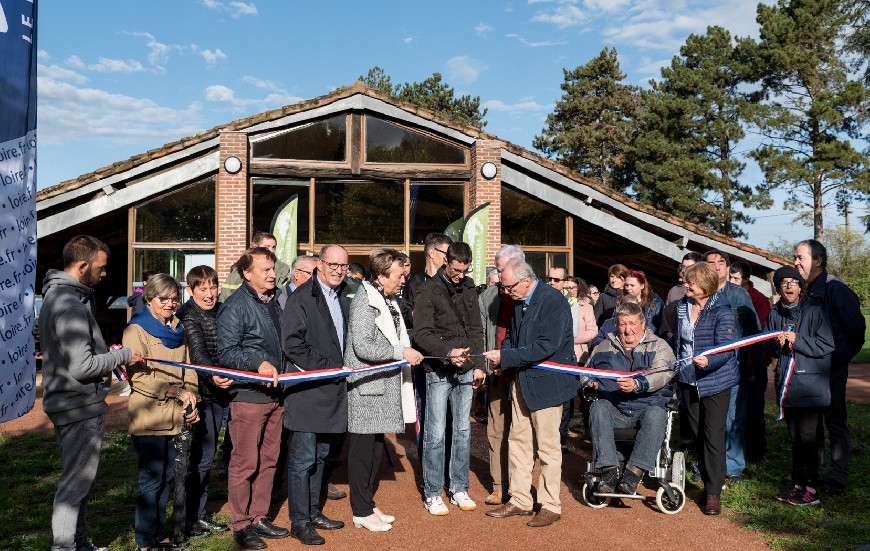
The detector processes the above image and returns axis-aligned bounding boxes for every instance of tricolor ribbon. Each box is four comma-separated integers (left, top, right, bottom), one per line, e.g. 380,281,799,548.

670,330,785,370
776,343,796,421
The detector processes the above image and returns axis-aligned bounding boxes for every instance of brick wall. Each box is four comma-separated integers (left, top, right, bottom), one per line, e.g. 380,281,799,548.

469,140,503,267
216,131,248,283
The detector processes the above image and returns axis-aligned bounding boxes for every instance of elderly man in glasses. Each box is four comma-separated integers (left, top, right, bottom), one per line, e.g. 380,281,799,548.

282,245,353,545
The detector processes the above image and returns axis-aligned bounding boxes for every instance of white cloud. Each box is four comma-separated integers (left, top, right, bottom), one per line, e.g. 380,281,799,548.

482,99,549,113
37,63,89,84
475,23,494,36
241,76,280,90
126,31,172,65
191,44,228,65
205,84,303,110
199,0,258,18
38,49,51,60
87,58,146,73
403,36,414,47
37,76,202,144
635,56,672,77
583,0,630,12
531,4,586,28
506,33,568,47
445,55,488,85
66,55,86,69
505,2,515,11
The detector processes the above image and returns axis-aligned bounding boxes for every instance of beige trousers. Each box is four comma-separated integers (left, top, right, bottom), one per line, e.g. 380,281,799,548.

487,374,512,492
507,377,563,513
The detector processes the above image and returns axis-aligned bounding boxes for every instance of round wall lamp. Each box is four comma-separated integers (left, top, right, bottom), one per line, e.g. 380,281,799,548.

480,162,497,180
223,156,243,174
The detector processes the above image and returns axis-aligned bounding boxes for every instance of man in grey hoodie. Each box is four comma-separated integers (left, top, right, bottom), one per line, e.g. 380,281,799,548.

40,236,141,551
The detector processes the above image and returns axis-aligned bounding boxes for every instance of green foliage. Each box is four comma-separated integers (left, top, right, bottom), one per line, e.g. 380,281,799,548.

358,66,488,128
767,236,798,258
533,48,644,192
843,0,870,85
634,26,772,238
739,0,870,242
824,226,870,304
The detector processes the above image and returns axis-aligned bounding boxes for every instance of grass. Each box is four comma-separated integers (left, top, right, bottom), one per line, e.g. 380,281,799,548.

684,402,870,551
849,308,870,364
0,429,233,551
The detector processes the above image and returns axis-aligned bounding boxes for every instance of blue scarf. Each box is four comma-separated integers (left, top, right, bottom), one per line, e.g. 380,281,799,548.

128,308,185,349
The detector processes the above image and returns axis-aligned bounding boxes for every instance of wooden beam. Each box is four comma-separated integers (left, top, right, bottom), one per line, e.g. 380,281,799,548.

249,160,471,180
351,114,361,175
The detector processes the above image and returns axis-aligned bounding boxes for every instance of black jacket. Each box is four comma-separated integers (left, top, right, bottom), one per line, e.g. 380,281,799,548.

282,270,351,433
593,283,621,327
764,300,835,408
177,298,229,406
216,282,285,404
400,270,435,335
412,268,485,374
500,281,580,411
803,270,866,367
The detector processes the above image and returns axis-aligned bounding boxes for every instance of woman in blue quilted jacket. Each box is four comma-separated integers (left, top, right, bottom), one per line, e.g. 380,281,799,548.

672,262,738,516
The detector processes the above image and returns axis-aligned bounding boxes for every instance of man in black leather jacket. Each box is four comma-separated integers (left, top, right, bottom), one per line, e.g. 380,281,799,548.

216,247,289,549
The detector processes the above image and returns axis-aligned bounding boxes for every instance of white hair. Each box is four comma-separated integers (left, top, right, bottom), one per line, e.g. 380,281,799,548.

494,245,524,266
505,260,536,282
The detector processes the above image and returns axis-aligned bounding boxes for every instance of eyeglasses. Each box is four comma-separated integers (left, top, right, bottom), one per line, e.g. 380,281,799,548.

295,268,312,275
590,290,600,296
321,261,349,272
564,285,578,291
780,280,801,288
547,277,564,283
156,295,180,305
446,265,471,275
434,247,448,255
502,278,526,292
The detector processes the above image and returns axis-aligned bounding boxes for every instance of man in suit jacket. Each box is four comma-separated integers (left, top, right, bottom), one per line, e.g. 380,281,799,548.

484,260,580,528
281,245,351,545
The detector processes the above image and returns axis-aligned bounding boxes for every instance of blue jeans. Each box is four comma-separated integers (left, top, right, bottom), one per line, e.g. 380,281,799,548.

287,431,331,526
132,435,178,548
726,372,749,476
590,400,667,473
422,370,473,498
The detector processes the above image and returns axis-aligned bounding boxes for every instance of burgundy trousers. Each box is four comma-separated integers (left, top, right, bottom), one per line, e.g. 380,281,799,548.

228,401,285,531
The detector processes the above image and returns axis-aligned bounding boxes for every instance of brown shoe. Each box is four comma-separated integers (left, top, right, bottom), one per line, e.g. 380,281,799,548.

526,508,561,527
486,502,533,518
703,494,721,515
485,491,504,505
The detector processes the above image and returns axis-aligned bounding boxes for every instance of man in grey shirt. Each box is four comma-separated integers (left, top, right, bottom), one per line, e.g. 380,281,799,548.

40,236,140,551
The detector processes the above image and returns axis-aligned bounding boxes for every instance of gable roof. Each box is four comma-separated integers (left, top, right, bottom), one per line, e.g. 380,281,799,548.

36,81,789,268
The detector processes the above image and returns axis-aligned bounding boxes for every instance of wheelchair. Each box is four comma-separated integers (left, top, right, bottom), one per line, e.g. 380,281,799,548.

579,384,686,514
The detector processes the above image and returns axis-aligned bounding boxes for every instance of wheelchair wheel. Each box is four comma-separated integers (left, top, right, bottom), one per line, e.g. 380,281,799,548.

581,482,611,509
672,451,685,491
655,485,685,514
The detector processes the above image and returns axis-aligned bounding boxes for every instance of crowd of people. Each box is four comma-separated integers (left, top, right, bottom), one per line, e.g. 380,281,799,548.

39,232,864,550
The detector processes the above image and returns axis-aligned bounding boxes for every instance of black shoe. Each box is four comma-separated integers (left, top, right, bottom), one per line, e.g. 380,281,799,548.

291,523,326,546
233,526,267,550
155,541,190,550
617,466,642,495
196,517,229,532
255,518,290,539
321,483,347,500
310,513,344,530
727,474,743,484
76,540,107,551
185,524,211,540
820,482,845,495
597,466,619,494
217,464,229,477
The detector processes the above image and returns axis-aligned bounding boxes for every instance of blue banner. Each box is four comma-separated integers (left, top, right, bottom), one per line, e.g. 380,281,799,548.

0,0,38,423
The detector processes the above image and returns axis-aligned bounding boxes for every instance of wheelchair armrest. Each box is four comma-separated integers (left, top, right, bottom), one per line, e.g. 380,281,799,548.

666,397,679,411
582,386,598,402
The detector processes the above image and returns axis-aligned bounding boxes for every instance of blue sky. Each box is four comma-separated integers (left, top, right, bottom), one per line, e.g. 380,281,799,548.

35,0,842,249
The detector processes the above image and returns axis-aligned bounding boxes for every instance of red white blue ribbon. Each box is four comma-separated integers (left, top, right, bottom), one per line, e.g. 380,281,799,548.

671,330,785,369
776,344,796,421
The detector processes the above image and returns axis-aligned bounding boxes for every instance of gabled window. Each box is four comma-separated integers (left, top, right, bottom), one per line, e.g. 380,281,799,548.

365,117,466,164
251,114,347,161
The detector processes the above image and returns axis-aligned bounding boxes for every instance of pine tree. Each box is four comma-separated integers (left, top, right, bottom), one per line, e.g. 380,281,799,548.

358,67,488,128
739,0,870,242
533,48,643,191
633,26,771,239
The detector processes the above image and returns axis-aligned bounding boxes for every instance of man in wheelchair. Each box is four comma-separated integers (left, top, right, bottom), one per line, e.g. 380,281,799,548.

584,302,676,495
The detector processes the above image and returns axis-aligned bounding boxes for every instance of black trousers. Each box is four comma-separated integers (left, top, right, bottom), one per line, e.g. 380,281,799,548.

681,383,731,497
745,370,768,460
785,406,820,488
347,432,384,517
559,397,574,452
817,364,851,486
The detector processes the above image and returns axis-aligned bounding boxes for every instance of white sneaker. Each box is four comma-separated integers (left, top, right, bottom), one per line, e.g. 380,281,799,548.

424,495,449,516
450,491,477,511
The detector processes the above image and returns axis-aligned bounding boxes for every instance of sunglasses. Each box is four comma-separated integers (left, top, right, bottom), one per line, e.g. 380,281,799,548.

547,277,564,283
156,295,180,305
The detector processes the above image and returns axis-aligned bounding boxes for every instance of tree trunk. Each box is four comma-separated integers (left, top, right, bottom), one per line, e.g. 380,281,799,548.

722,183,733,238
814,178,824,242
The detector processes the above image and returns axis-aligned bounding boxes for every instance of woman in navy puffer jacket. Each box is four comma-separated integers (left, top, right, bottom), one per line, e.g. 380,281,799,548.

671,262,738,516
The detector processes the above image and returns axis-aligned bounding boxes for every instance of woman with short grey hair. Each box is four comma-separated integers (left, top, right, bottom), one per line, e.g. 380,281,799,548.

345,248,424,532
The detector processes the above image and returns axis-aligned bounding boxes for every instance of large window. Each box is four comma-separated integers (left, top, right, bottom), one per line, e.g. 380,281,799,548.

501,185,571,278
409,182,465,245
365,117,466,164
251,114,347,161
252,179,310,238
135,179,215,242
315,180,405,244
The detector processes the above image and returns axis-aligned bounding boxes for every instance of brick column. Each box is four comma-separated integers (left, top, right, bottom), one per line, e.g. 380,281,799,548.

469,140,503,267
216,131,248,284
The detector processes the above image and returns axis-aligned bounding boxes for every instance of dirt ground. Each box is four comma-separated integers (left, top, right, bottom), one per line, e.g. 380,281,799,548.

4,364,868,550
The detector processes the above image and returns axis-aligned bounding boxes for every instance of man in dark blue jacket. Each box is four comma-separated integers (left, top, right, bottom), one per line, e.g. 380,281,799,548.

484,260,579,528
795,239,866,495
584,302,676,495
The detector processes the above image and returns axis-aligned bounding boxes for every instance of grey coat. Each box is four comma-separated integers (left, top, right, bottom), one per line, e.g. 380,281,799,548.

344,282,411,434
